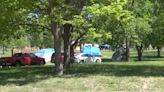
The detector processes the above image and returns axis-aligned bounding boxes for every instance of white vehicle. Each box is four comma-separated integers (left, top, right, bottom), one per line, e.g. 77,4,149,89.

74,53,102,63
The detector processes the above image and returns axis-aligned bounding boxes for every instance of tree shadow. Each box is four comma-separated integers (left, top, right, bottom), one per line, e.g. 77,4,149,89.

1,62,164,86
101,58,112,62
0,65,55,86
131,55,164,61
66,63,164,77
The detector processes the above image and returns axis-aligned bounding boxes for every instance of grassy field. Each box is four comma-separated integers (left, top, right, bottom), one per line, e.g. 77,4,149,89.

0,50,164,92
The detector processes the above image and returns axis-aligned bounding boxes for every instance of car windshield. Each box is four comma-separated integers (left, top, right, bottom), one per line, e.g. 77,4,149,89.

22,53,30,57
30,53,36,58
13,53,22,57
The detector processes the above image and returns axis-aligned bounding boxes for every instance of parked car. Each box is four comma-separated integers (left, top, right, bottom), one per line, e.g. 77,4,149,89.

51,53,75,64
51,53,64,63
0,53,45,67
99,44,111,50
74,53,102,63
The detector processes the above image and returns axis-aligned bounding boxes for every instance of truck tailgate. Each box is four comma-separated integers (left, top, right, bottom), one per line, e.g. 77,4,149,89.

0,57,14,65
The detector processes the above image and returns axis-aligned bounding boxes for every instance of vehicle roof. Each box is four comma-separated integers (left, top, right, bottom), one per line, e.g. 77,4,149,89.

14,52,33,54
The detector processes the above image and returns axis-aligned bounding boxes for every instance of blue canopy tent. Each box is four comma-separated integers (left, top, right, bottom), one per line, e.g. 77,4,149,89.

37,48,54,53
82,46,101,56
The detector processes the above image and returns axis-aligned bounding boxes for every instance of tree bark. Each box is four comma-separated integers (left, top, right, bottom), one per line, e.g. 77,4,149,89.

63,24,72,68
136,44,143,61
157,46,161,58
11,48,14,57
51,22,63,76
62,0,74,69
125,37,130,61
70,45,74,57
2,45,5,55
48,0,63,76
39,46,43,50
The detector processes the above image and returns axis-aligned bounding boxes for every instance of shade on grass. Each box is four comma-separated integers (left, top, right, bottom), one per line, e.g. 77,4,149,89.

0,50,164,92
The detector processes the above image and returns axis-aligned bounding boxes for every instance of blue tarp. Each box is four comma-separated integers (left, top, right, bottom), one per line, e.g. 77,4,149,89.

37,48,55,53
35,48,55,62
82,46,101,56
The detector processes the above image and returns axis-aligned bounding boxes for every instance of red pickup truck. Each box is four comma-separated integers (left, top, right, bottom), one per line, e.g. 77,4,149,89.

0,53,45,66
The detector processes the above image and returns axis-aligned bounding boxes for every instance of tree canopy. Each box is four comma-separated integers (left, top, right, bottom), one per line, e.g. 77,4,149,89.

0,0,163,75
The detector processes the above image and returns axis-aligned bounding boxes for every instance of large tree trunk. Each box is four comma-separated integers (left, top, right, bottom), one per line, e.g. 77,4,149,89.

2,45,5,55
51,23,63,76
63,24,72,69
70,45,74,58
48,0,63,76
136,44,143,61
125,37,130,61
62,0,74,69
70,32,86,56
157,46,161,58
11,48,14,57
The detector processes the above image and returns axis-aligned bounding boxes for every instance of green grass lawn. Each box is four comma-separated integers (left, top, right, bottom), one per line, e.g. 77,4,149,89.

1,62,164,92
0,50,164,92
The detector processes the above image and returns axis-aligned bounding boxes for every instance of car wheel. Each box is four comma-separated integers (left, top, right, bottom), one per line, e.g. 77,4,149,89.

40,61,45,65
15,61,21,67
79,60,84,64
95,59,101,63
